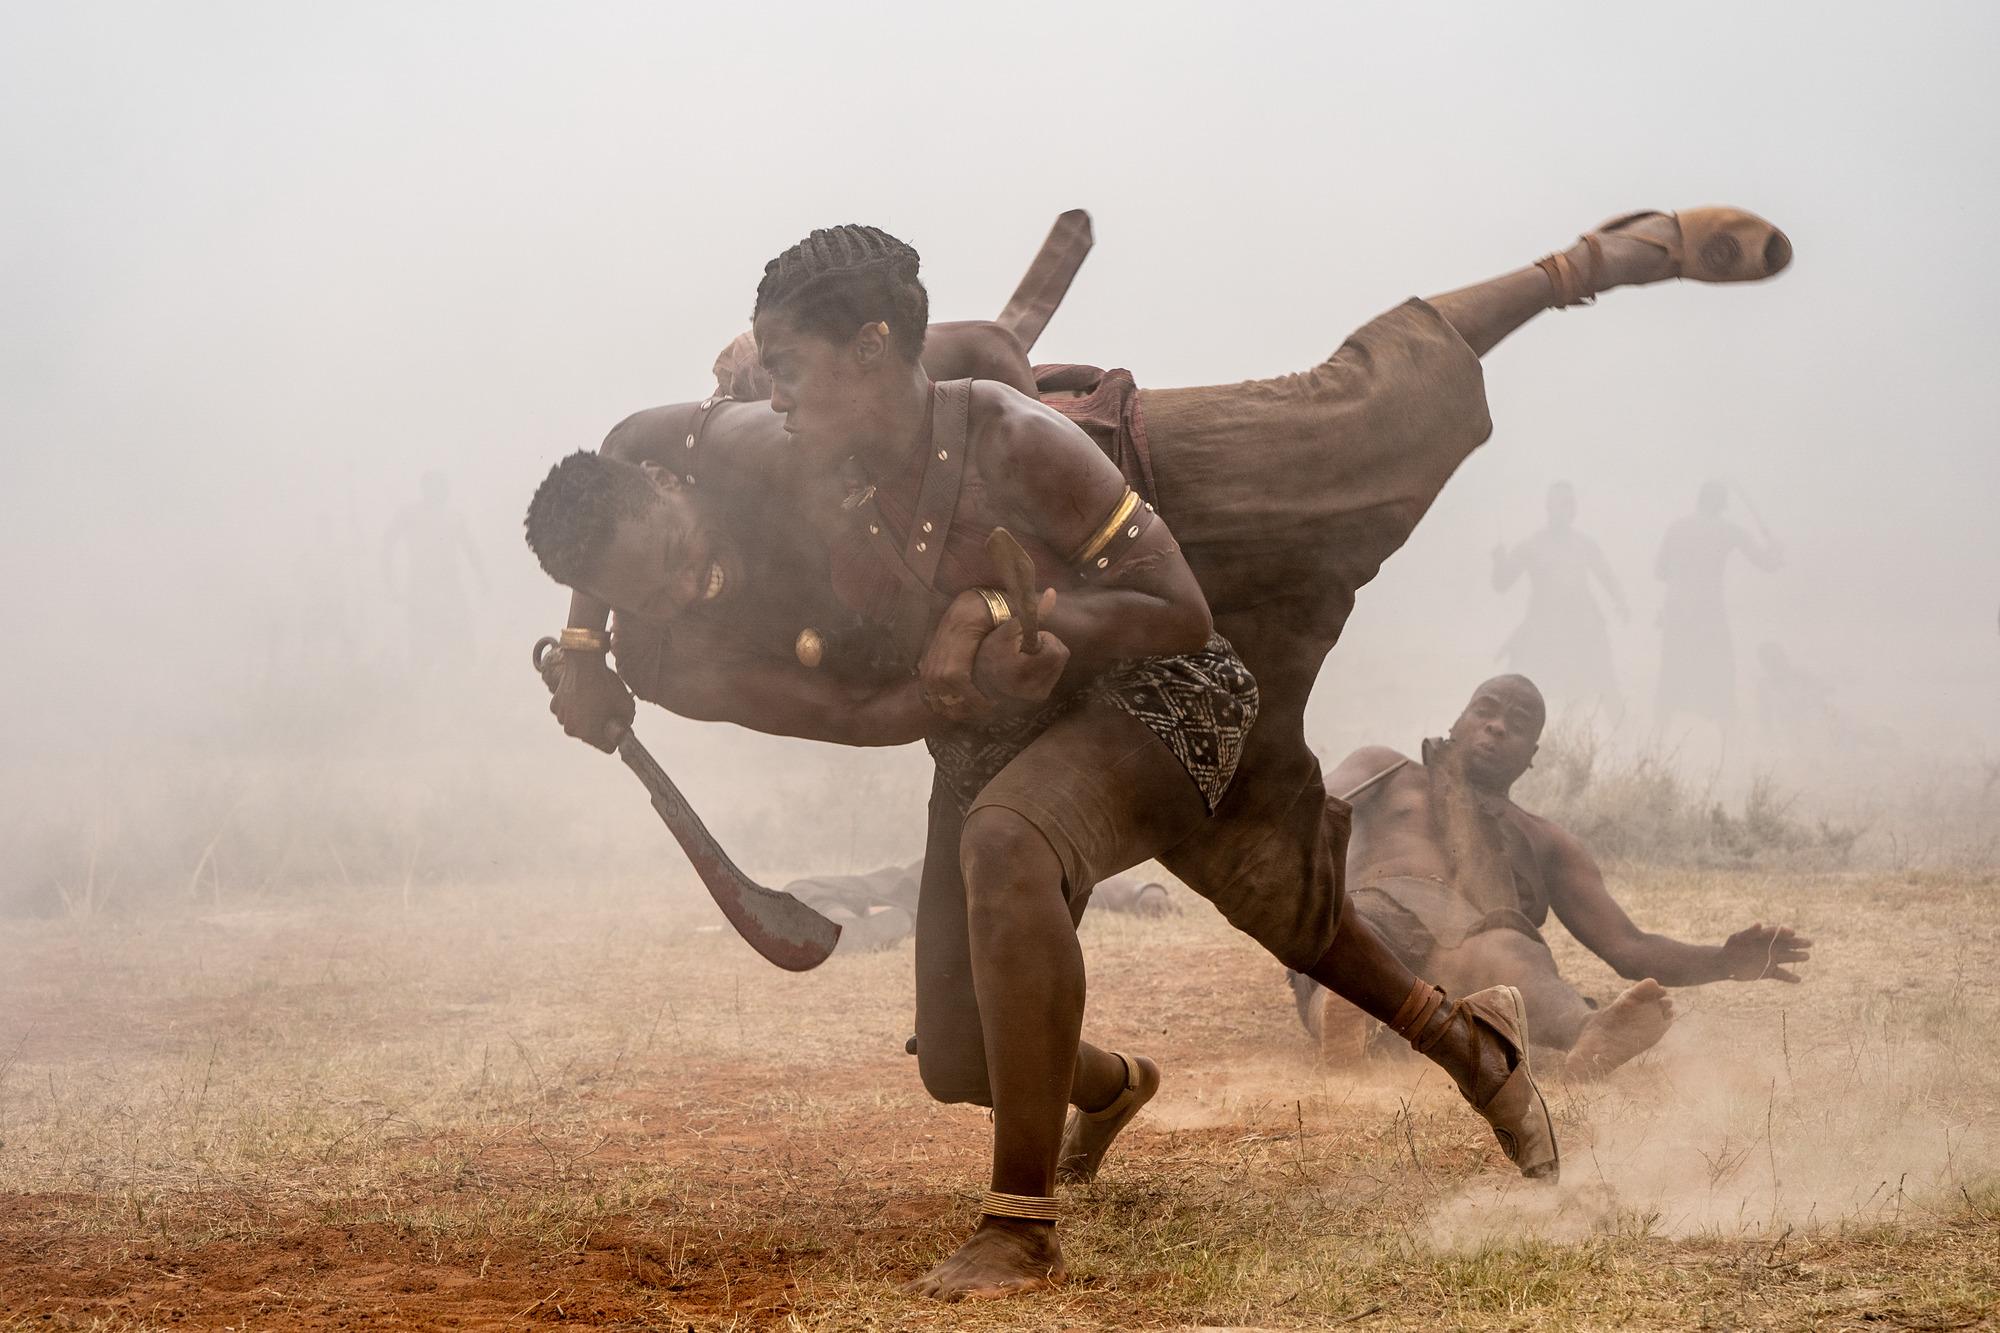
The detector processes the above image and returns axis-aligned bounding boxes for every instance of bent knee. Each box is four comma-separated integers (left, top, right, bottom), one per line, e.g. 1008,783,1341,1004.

959,806,1062,903
916,1048,992,1107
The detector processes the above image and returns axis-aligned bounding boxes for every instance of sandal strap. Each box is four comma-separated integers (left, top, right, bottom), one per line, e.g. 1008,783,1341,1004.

1080,1051,1141,1122
1535,232,1605,309
1389,980,1446,1041
981,1190,1061,1221
1596,209,1684,273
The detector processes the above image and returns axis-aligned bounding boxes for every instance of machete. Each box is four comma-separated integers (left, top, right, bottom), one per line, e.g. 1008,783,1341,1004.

534,638,841,971
984,527,1044,654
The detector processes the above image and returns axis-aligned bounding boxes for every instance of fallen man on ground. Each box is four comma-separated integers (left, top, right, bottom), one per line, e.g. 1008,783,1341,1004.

525,204,1794,1298
1288,674,1815,1077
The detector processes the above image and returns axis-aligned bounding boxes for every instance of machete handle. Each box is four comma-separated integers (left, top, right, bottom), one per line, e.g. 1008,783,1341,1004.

532,636,626,750
985,527,1043,654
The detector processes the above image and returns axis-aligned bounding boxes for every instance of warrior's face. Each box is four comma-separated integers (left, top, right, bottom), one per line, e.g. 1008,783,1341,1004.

754,309,897,462
1447,676,1546,790
581,480,737,625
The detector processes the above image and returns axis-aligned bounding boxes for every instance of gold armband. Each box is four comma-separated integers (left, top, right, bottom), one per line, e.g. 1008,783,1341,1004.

973,587,1013,627
559,626,609,653
1070,488,1156,581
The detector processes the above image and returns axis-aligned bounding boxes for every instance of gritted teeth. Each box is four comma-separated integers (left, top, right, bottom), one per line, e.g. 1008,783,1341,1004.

703,562,726,601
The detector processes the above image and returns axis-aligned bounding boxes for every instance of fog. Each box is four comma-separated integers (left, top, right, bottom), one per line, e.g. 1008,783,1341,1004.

3,1,1997,910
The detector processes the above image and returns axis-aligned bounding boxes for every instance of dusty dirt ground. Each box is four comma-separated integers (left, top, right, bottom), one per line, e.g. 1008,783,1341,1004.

2,866,1996,1331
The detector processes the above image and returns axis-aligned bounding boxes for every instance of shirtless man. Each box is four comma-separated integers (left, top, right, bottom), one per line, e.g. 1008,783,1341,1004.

1293,675,1814,1076
528,206,1793,1298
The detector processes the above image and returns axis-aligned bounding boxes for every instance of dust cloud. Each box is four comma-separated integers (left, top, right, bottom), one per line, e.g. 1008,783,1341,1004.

1427,1008,1993,1246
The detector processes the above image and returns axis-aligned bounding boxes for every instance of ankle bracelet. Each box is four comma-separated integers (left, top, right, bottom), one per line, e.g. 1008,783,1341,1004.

981,1191,1061,1222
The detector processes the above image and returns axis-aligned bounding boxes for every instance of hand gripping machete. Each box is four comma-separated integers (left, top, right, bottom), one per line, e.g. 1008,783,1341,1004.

534,638,841,971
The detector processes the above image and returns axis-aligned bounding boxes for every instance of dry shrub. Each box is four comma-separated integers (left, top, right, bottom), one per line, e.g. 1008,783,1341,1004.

1512,719,1865,869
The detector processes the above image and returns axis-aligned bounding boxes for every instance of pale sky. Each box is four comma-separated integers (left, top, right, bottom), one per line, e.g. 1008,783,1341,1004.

4,1,1996,785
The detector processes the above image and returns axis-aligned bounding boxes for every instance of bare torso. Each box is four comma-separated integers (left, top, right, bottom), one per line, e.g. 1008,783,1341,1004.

608,322,1049,707
1343,750,1559,894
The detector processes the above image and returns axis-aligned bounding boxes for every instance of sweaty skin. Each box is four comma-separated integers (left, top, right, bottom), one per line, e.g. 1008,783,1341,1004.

1321,676,1814,1072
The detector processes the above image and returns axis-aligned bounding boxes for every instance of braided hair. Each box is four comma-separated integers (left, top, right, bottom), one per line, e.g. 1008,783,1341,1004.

753,225,928,361
523,451,656,588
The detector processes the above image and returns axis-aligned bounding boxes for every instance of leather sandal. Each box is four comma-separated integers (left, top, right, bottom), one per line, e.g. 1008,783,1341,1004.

1056,1052,1161,1185
1421,984,1561,1181
1539,206,1793,307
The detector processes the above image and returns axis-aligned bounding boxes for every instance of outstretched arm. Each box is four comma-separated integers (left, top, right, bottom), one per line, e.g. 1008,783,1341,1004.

647,655,932,748
1735,522,1786,573
1491,540,1526,592
1545,823,1812,985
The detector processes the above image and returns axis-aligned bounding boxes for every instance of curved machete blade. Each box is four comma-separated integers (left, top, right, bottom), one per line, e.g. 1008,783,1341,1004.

617,733,841,971
534,638,839,971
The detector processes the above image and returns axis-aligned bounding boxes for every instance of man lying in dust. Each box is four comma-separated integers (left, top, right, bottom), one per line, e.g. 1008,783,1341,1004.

1288,675,1813,1077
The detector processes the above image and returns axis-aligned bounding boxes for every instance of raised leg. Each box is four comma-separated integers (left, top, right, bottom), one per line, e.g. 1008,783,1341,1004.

1425,208,1791,357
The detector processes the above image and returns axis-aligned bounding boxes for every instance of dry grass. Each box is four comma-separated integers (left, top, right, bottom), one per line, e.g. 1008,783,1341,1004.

1,865,1996,1330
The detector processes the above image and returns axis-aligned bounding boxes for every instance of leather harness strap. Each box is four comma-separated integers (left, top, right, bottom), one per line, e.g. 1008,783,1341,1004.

676,393,730,488
843,379,976,663
901,378,972,591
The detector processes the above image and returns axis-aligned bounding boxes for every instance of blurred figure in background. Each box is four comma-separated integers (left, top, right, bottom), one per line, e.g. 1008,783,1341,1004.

1754,640,1834,755
1492,481,1626,724
1654,479,1782,739
382,471,487,675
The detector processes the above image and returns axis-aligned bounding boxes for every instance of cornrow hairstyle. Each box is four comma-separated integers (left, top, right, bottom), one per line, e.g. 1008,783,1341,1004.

523,451,657,587
754,225,929,361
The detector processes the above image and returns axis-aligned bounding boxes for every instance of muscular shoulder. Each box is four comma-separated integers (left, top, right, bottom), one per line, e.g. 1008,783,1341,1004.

1343,744,1410,771
1326,745,1414,804
967,379,1126,531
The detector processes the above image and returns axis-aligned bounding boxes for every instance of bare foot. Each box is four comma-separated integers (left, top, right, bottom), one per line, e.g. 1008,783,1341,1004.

1566,978,1676,1080
902,1218,1065,1301
1056,1054,1160,1184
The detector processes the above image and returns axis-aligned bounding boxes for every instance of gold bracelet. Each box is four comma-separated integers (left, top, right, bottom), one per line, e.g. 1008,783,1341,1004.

1072,489,1141,566
559,626,609,653
980,1190,1061,1222
973,587,1013,627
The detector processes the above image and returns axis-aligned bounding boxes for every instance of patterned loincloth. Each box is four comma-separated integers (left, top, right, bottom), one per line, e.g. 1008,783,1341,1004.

927,633,1258,815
